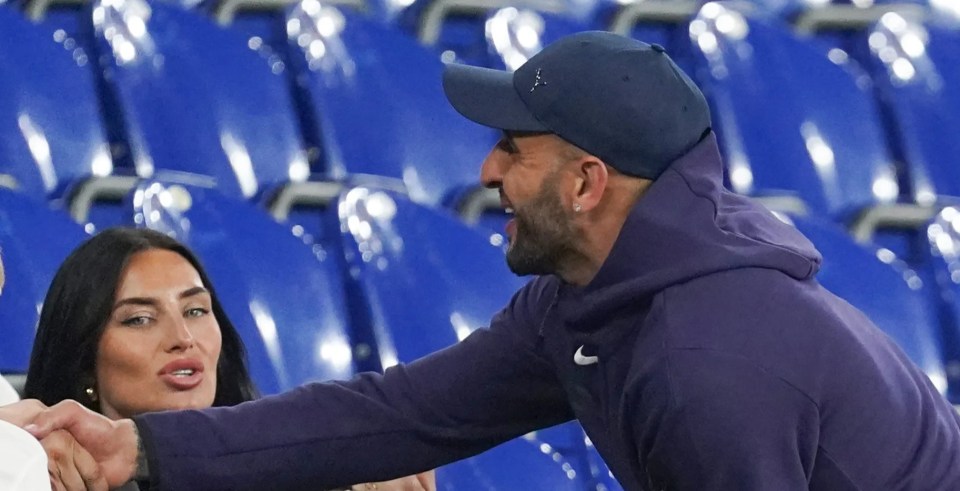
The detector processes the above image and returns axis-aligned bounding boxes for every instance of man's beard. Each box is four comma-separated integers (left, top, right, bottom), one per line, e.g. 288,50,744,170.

505,176,576,276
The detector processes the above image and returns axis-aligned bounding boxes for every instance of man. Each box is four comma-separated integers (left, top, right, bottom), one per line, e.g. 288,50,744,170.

15,31,960,490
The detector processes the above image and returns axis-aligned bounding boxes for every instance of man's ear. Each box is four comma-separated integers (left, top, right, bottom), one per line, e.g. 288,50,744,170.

571,156,609,213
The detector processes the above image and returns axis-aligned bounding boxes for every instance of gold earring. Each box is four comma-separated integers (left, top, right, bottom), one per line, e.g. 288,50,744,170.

85,386,97,401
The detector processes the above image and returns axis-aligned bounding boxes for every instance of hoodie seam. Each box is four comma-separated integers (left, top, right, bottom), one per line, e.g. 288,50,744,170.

660,287,822,412
665,167,817,277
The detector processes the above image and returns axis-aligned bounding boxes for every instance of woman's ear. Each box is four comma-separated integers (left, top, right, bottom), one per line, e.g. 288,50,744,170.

80,373,100,409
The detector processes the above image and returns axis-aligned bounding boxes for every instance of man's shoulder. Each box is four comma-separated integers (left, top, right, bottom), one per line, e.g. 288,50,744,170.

658,267,852,348
644,268,864,401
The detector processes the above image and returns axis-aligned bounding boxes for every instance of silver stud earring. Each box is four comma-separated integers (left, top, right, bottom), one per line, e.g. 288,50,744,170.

85,386,98,402
573,203,582,213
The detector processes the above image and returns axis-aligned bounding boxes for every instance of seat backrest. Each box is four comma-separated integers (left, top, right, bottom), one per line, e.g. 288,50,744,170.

688,3,897,221
919,206,960,401
129,179,355,394
436,436,584,490
413,4,587,70
858,18,960,202
0,7,113,199
284,3,494,207
0,190,88,373
88,0,309,200
332,186,524,369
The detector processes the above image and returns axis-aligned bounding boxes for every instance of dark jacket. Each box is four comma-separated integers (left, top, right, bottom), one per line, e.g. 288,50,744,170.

138,134,960,490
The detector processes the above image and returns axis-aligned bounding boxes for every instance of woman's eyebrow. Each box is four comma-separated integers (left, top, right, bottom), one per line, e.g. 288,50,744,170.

179,286,209,299
113,297,157,310
112,287,208,310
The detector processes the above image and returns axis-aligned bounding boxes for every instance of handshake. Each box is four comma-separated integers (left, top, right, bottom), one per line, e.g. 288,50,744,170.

0,398,142,490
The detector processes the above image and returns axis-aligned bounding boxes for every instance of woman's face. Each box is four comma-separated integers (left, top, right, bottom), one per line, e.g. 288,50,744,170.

95,248,222,419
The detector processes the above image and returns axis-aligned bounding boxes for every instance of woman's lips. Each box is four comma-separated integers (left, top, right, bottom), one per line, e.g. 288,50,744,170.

159,358,205,390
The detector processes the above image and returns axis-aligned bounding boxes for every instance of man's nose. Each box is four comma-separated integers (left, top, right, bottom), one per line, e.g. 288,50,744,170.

480,148,505,189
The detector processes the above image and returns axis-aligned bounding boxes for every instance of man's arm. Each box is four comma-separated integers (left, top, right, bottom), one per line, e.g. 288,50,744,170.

137,321,573,489
632,349,819,490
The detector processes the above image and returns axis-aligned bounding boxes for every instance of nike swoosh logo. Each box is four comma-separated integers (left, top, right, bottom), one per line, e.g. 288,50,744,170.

574,345,599,366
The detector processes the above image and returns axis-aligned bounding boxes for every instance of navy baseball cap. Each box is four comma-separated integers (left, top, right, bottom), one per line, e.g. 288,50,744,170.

442,31,711,180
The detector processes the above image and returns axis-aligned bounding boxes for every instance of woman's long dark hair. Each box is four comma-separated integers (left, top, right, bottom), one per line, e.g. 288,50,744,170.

24,227,257,412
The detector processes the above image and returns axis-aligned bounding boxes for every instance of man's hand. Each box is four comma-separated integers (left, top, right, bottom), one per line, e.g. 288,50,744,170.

0,398,47,426
25,401,139,488
42,429,108,491
351,470,437,491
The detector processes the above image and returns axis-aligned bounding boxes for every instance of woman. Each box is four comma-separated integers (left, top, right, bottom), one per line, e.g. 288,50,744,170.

25,227,433,490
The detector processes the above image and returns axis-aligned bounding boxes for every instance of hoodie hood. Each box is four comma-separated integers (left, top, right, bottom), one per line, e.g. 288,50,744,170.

556,132,822,331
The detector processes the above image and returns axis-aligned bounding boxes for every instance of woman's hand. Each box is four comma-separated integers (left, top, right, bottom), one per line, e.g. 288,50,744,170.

0,398,47,427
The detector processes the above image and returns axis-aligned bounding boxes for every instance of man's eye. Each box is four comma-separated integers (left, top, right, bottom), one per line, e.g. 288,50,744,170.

497,139,518,154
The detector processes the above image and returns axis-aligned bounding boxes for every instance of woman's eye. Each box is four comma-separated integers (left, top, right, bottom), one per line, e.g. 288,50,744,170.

121,315,151,327
185,307,209,318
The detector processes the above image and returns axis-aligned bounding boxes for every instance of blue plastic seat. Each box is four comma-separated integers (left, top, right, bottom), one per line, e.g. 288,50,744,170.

282,3,495,208
87,0,310,202
125,179,355,394
0,6,113,201
436,435,582,490
599,0,700,52
855,19,960,203
735,0,933,34
397,0,589,70
688,3,901,226
0,190,88,374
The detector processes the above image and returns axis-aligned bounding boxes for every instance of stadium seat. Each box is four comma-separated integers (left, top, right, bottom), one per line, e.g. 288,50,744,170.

918,208,960,401
279,1,505,221
686,3,936,243
125,179,356,395
601,0,700,51
395,0,589,69
0,189,88,374
0,6,115,201
436,435,583,490
853,17,960,205
86,0,311,202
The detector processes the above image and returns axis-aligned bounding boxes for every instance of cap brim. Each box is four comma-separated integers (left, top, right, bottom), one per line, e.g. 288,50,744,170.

443,63,548,132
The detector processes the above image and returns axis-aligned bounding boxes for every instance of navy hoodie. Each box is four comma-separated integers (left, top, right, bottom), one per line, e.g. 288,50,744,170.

137,134,960,490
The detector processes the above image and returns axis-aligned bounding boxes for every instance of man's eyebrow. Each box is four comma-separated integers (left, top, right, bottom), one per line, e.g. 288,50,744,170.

501,131,519,152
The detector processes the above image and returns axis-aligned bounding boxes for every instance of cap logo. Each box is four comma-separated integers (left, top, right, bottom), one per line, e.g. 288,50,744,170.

530,68,547,92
